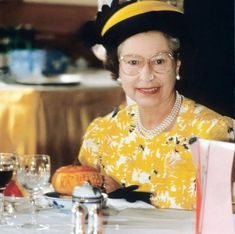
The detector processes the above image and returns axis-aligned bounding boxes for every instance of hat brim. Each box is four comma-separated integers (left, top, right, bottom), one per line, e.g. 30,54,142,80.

102,11,185,48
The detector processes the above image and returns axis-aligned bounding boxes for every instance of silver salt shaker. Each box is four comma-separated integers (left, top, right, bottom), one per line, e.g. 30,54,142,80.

71,182,103,234
71,198,85,234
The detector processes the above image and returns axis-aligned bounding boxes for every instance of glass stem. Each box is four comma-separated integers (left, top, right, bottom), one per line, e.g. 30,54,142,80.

30,193,38,226
0,192,4,221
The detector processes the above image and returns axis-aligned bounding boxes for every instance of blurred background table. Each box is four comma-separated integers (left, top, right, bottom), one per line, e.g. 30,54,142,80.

0,70,124,174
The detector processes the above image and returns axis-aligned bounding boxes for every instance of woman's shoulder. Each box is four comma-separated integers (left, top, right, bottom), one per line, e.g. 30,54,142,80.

181,96,234,140
182,96,228,120
85,104,135,131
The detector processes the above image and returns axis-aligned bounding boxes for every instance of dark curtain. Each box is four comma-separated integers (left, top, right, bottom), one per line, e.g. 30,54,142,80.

177,0,234,118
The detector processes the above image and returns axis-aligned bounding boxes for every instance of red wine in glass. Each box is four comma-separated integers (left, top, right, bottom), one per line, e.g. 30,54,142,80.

0,169,13,192
0,154,14,226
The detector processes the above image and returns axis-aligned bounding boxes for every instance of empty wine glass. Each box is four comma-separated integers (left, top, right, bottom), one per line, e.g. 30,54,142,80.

17,154,51,230
0,153,15,226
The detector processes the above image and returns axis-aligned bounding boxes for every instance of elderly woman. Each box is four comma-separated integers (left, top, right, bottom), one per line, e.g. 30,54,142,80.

78,0,234,210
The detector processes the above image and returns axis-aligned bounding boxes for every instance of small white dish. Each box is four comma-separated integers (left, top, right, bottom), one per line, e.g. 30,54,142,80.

44,192,108,210
44,192,72,210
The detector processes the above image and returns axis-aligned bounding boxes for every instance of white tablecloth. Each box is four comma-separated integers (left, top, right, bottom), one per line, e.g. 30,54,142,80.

0,205,195,234
1,198,235,234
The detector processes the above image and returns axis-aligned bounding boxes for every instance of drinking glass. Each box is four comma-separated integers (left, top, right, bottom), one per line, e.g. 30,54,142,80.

17,154,51,230
0,153,15,226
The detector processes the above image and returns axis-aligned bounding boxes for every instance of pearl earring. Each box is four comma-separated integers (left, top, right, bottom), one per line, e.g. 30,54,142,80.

117,78,121,83
176,74,180,80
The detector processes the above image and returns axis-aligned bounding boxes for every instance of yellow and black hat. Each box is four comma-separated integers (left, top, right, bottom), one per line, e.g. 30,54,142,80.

81,0,185,49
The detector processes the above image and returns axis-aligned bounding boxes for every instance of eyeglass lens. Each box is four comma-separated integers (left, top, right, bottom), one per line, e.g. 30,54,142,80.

120,52,174,75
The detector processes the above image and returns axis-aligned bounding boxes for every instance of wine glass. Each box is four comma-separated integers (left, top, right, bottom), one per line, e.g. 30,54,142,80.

0,153,15,226
16,154,51,230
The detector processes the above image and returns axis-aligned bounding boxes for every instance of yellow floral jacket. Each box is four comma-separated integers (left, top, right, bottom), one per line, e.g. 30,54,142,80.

78,96,234,209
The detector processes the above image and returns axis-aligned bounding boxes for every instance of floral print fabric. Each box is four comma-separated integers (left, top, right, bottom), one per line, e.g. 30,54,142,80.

78,96,234,209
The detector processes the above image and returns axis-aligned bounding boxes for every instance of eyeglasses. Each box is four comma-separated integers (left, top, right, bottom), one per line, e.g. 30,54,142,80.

119,52,174,76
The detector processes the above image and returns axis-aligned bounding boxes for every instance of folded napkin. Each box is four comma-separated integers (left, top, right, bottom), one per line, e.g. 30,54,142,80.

107,198,155,210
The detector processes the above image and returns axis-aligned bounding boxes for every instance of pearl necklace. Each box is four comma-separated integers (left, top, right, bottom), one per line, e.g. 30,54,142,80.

135,91,182,139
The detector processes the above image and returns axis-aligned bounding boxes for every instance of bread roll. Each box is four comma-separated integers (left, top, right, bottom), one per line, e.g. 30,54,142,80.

51,165,103,195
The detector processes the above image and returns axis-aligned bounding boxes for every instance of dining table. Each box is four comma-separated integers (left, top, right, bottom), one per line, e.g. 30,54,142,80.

0,69,125,174
1,197,197,234
1,187,235,234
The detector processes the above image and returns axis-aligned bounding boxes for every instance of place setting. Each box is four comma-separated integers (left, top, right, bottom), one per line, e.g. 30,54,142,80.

0,153,52,230
0,152,199,234
1,155,151,233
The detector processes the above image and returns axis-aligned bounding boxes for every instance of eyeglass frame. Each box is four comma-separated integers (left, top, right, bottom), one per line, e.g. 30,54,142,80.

119,51,176,76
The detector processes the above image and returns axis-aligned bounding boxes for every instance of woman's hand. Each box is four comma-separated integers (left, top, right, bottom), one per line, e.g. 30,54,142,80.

102,175,122,193
100,175,153,204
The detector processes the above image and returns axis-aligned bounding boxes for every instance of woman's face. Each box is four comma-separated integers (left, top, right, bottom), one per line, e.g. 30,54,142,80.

118,31,181,109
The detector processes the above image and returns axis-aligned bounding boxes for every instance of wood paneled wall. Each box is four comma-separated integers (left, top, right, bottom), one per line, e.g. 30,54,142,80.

0,0,101,66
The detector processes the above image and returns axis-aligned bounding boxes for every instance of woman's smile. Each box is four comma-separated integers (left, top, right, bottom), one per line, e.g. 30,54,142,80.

136,87,160,95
